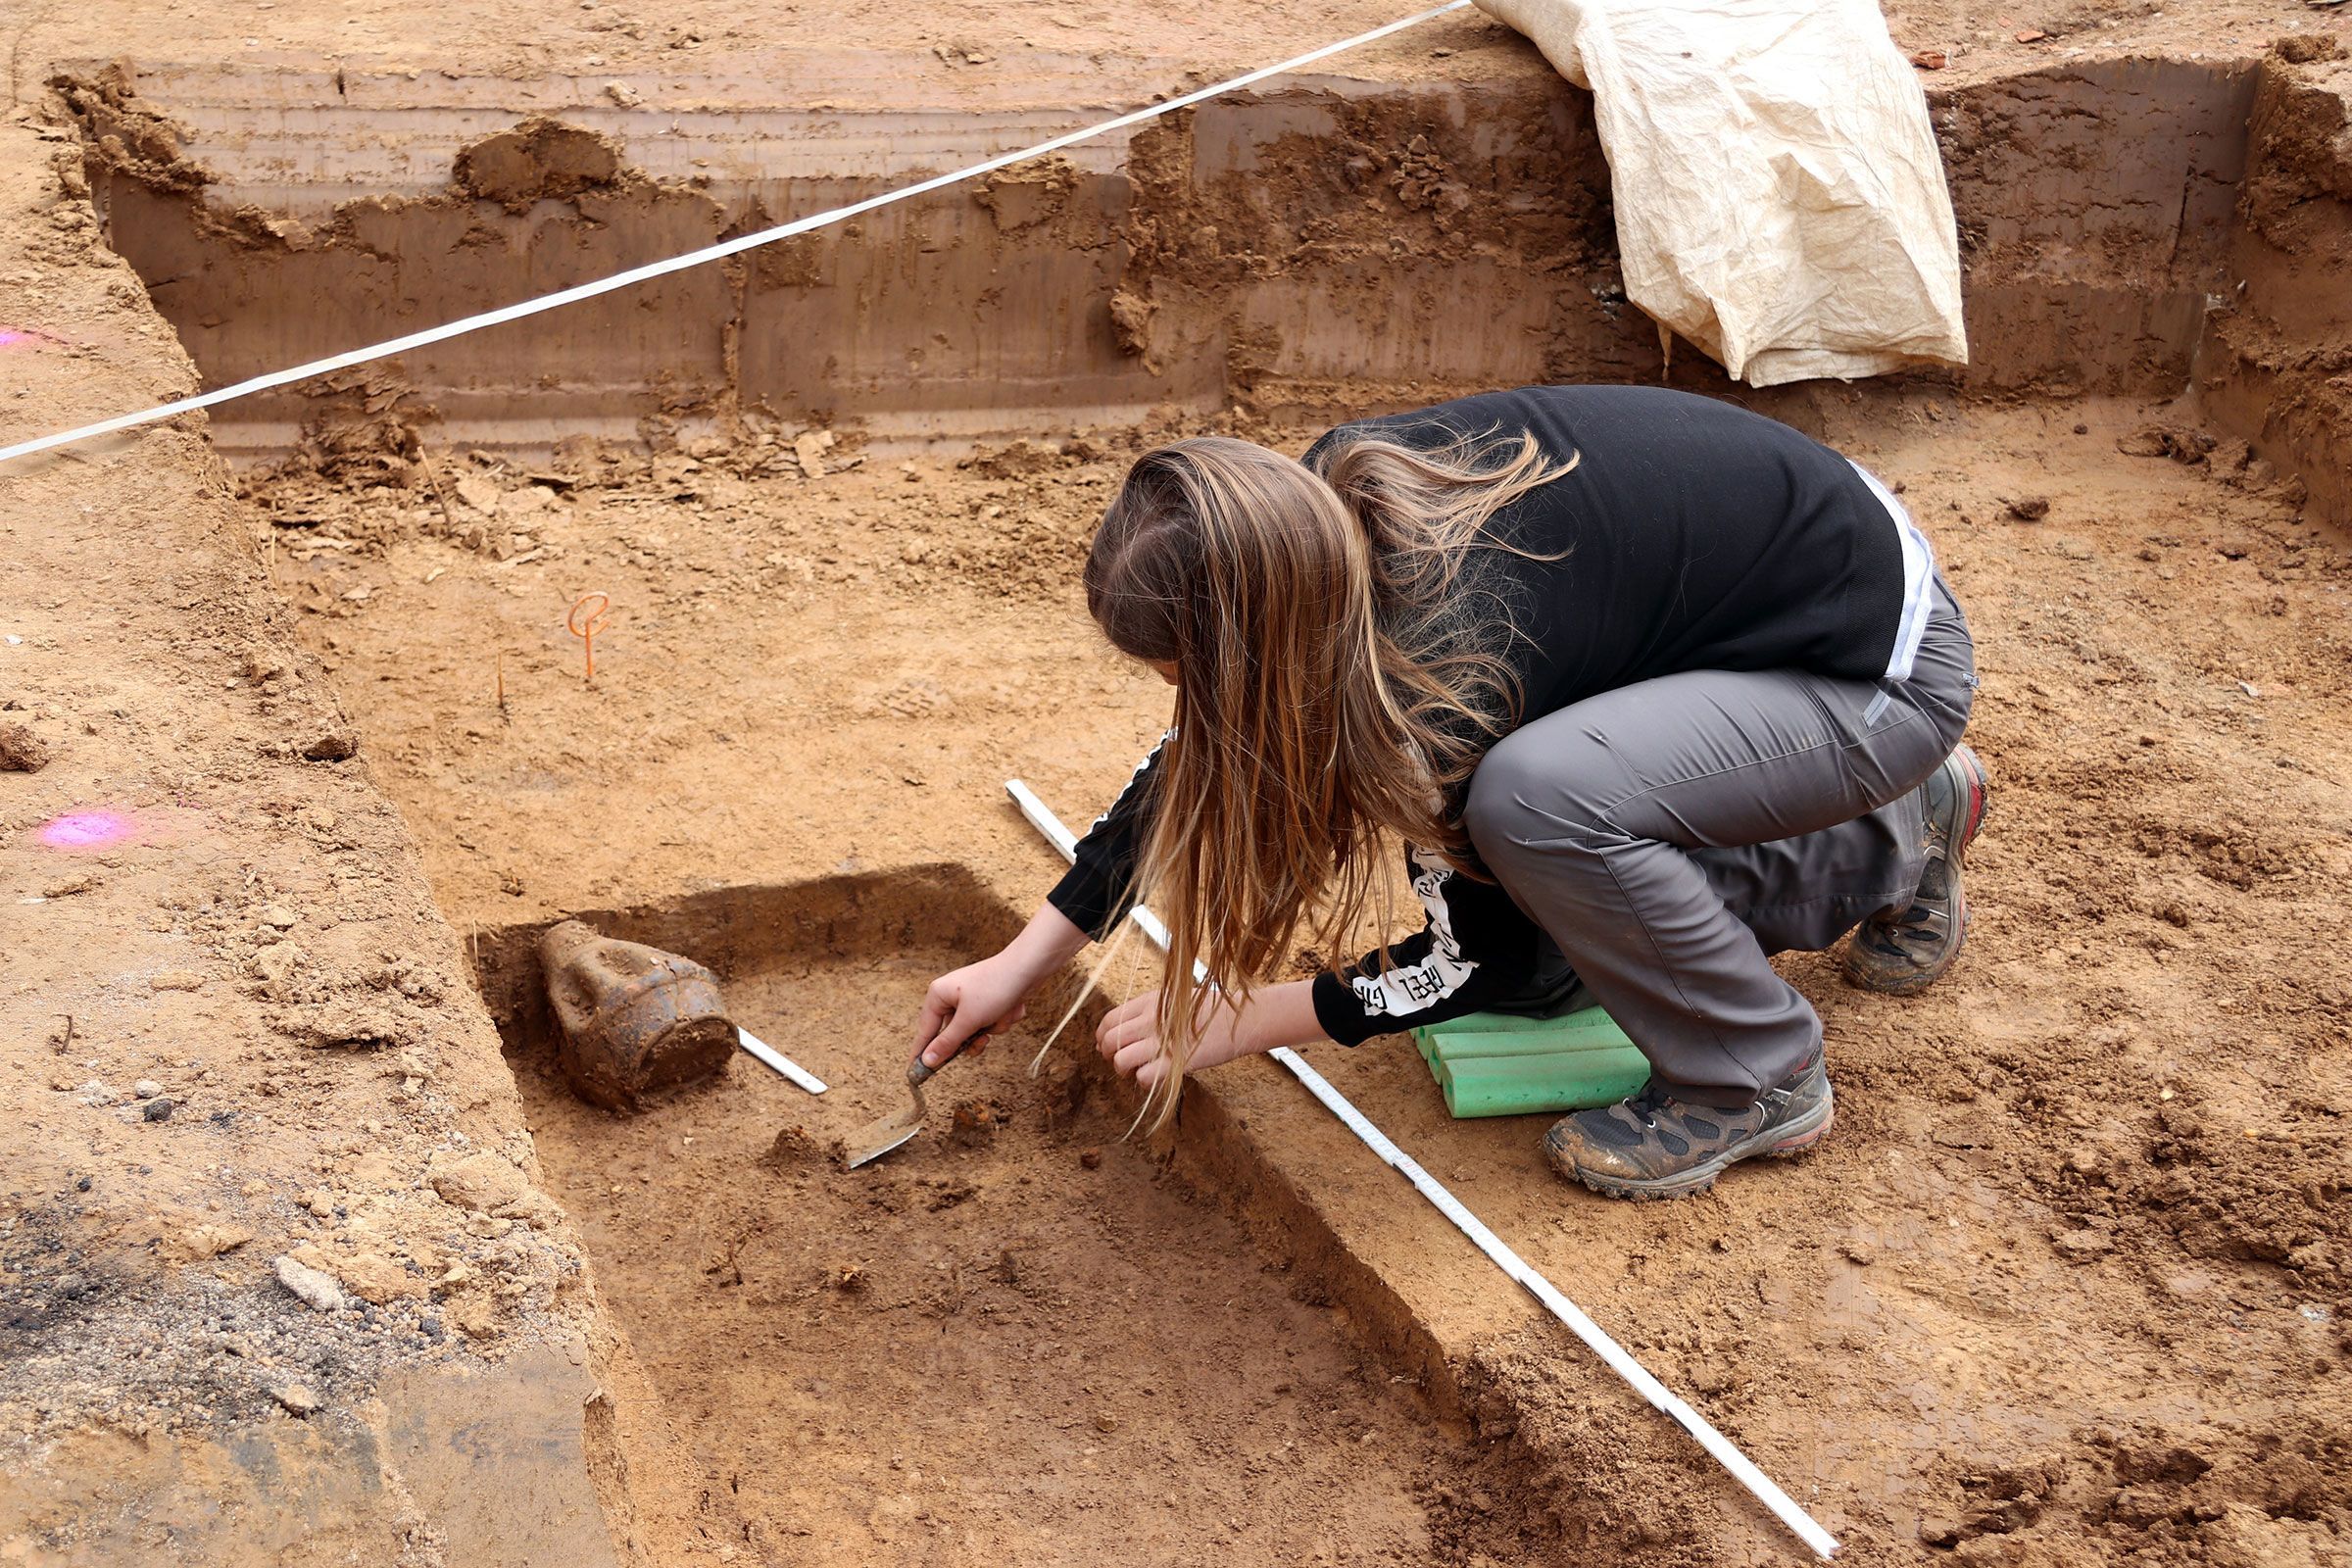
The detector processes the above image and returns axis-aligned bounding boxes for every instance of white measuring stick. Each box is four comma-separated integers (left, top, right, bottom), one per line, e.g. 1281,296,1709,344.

1004,777,1838,1559
737,1027,827,1096
0,1,1472,468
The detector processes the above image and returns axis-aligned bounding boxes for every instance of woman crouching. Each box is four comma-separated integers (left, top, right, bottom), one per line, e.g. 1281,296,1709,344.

910,384,1985,1200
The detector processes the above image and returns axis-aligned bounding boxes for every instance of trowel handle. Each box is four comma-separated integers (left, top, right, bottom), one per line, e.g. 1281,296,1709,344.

909,1023,994,1085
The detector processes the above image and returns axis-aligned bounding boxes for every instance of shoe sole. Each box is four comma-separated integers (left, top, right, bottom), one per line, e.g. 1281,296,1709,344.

1840,745,1989,997
1563,1090,1836,1201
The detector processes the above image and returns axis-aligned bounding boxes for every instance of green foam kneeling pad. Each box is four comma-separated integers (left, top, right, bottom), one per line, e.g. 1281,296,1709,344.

1409,1006,1651,1119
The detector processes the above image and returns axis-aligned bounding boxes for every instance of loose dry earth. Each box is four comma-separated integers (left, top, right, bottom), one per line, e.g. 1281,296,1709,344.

2,2,2350,1566
514,932,1507,1567
247,388,2352,1566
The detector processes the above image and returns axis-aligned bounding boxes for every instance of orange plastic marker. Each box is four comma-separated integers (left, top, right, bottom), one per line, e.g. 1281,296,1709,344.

567,592,612,682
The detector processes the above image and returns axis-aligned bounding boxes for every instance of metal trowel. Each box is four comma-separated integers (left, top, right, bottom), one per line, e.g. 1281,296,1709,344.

839,1028,989,1169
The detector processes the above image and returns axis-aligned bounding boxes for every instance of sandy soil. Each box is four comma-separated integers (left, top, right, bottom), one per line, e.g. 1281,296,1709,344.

5,0,2328,102
3,0,2350,1563
244,389,2352,1563
515,941,1533,1567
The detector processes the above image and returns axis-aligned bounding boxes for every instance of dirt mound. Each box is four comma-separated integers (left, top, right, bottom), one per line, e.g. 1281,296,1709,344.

454,117,630,213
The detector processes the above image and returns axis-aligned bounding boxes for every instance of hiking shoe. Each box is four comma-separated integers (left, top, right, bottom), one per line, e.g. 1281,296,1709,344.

1842,743,1990,997
1542,1055,1835,1200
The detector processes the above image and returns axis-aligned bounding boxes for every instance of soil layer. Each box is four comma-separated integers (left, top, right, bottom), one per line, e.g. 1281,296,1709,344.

252,392,2352,1563
3,2,2350,1564
513,931,1520,1566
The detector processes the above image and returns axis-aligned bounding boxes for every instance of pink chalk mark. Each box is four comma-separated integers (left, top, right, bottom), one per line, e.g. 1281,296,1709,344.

0,331,30,350
38,809,134,850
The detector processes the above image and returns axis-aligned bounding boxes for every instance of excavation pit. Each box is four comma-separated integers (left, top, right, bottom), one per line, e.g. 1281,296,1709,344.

3,16,2350,1566
475,870,1532,1564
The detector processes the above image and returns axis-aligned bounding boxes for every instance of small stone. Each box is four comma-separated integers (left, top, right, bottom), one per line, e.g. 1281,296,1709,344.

2005,495,2050,521
1091,1413,1119,1434
271,1381,321,1416
150,970,204,993
133,1079,164,1100
77,1080,118,1106
274,1254,346,1312
141,1098,174,1122
259,904,299,929
604,79,642,108
1078,1148,1102,1170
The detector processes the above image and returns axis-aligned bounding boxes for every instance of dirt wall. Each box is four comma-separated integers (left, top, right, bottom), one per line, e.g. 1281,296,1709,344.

55,50,2321,472
0,117,712,1566
2199,45,2352,530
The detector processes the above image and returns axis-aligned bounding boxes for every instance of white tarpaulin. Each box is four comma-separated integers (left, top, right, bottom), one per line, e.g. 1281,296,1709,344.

1476,0,1969,386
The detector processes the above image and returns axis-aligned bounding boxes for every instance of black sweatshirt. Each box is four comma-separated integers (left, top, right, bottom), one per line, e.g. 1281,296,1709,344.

1047,385,1936,1046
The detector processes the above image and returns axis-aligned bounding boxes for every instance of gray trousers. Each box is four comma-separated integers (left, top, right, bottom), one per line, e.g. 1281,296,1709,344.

1462,579,1977,1103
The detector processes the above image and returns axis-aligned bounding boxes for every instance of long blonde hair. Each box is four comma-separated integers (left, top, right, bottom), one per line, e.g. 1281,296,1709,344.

1061,426,1577,1132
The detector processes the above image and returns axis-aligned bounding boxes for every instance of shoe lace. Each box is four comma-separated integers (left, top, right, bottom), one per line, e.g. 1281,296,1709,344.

1886,900,1937,939
1626,1079,1677,1125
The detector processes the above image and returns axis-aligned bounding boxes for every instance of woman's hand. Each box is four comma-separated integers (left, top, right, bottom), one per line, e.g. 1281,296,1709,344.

912,902,1092,1069
912,955,1032,1068
1094,979,1325,1090
1095,988,1250,1090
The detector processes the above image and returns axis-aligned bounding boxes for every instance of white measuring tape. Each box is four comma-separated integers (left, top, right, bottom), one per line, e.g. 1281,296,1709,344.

1004,777,1840,1559
0,2,1472,468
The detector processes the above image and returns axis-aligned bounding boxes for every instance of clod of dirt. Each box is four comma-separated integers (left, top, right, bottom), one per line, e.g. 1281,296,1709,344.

973,155,1079,232
763,1124,826,1165
2119,423,2219,464
793,429,835,478
1078,1148,1103,1170
300,723,361,761
427,1151,529,1213
2275,35,2345,65
292,1001,403,1050
270,1381,321,1416
0,720,52,771
454,118,625,214
1108,289,1155,357
2006,495,2051,521
826,1261,866,1292
948,1097,1004,1148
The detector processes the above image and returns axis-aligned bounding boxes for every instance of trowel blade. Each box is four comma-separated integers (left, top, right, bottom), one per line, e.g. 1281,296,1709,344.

839,1100,923,1170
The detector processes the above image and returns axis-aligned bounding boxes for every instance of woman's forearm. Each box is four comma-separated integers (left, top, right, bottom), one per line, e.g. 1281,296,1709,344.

1236,979,1329,1054
1002,901,1095,987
